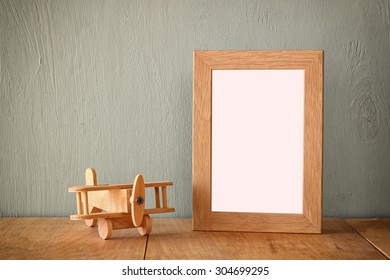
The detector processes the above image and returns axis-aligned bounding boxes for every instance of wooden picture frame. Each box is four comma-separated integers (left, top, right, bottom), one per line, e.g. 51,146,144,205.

193,50,323,233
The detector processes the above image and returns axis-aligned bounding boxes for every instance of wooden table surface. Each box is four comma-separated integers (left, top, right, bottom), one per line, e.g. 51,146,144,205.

346,218,390,259
0,218,388,260
146,218,386,260
0,218,147,260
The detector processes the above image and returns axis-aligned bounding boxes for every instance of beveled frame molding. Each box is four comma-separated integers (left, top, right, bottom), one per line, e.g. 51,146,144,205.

193,50,323,233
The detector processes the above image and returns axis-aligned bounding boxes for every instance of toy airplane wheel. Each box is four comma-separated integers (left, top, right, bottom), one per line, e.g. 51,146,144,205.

138,214,152,236
131,175,145,227
98,218,112,240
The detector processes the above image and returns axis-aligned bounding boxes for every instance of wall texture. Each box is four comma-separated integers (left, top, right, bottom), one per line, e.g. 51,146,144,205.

1,0,390,218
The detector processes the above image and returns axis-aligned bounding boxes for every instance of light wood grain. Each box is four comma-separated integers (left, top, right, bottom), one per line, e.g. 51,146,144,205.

98,218,113,240
84,167,101,227
87,189,130,214
69,182,173,192
154,187,161,208
138,215,152,236
193,50,323,233
0,218,147,259
0,218,387,260
70,212,132,220
131,175,145,227
194,50,320,70
346,218,390,259
81,191,89,214
144,207,175,215
70,207,175,220
302,51,323,232
76,192,82,215
85,168,97,186
146,218,385,260
162,186,168,208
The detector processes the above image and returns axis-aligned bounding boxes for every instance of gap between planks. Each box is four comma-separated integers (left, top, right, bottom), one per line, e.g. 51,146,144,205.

347,224,390,260
143,235,149,260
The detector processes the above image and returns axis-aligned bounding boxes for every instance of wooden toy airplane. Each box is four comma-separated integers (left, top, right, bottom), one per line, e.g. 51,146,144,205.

68,168,175,240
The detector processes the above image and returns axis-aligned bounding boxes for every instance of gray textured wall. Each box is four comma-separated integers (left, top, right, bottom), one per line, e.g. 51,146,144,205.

1,0,389,218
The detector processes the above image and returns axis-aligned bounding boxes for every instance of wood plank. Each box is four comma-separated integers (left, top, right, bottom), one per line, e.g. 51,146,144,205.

154,187,161,208
0,218,147,260
146,218,386,260
145,207,175,215
70,208,175,220
87,189,130,214
346,218,390,259
69,182,173,192
161,186,168,208
81,191,89,214
76,192,82,215
69,184,132,192
70,212,131,220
